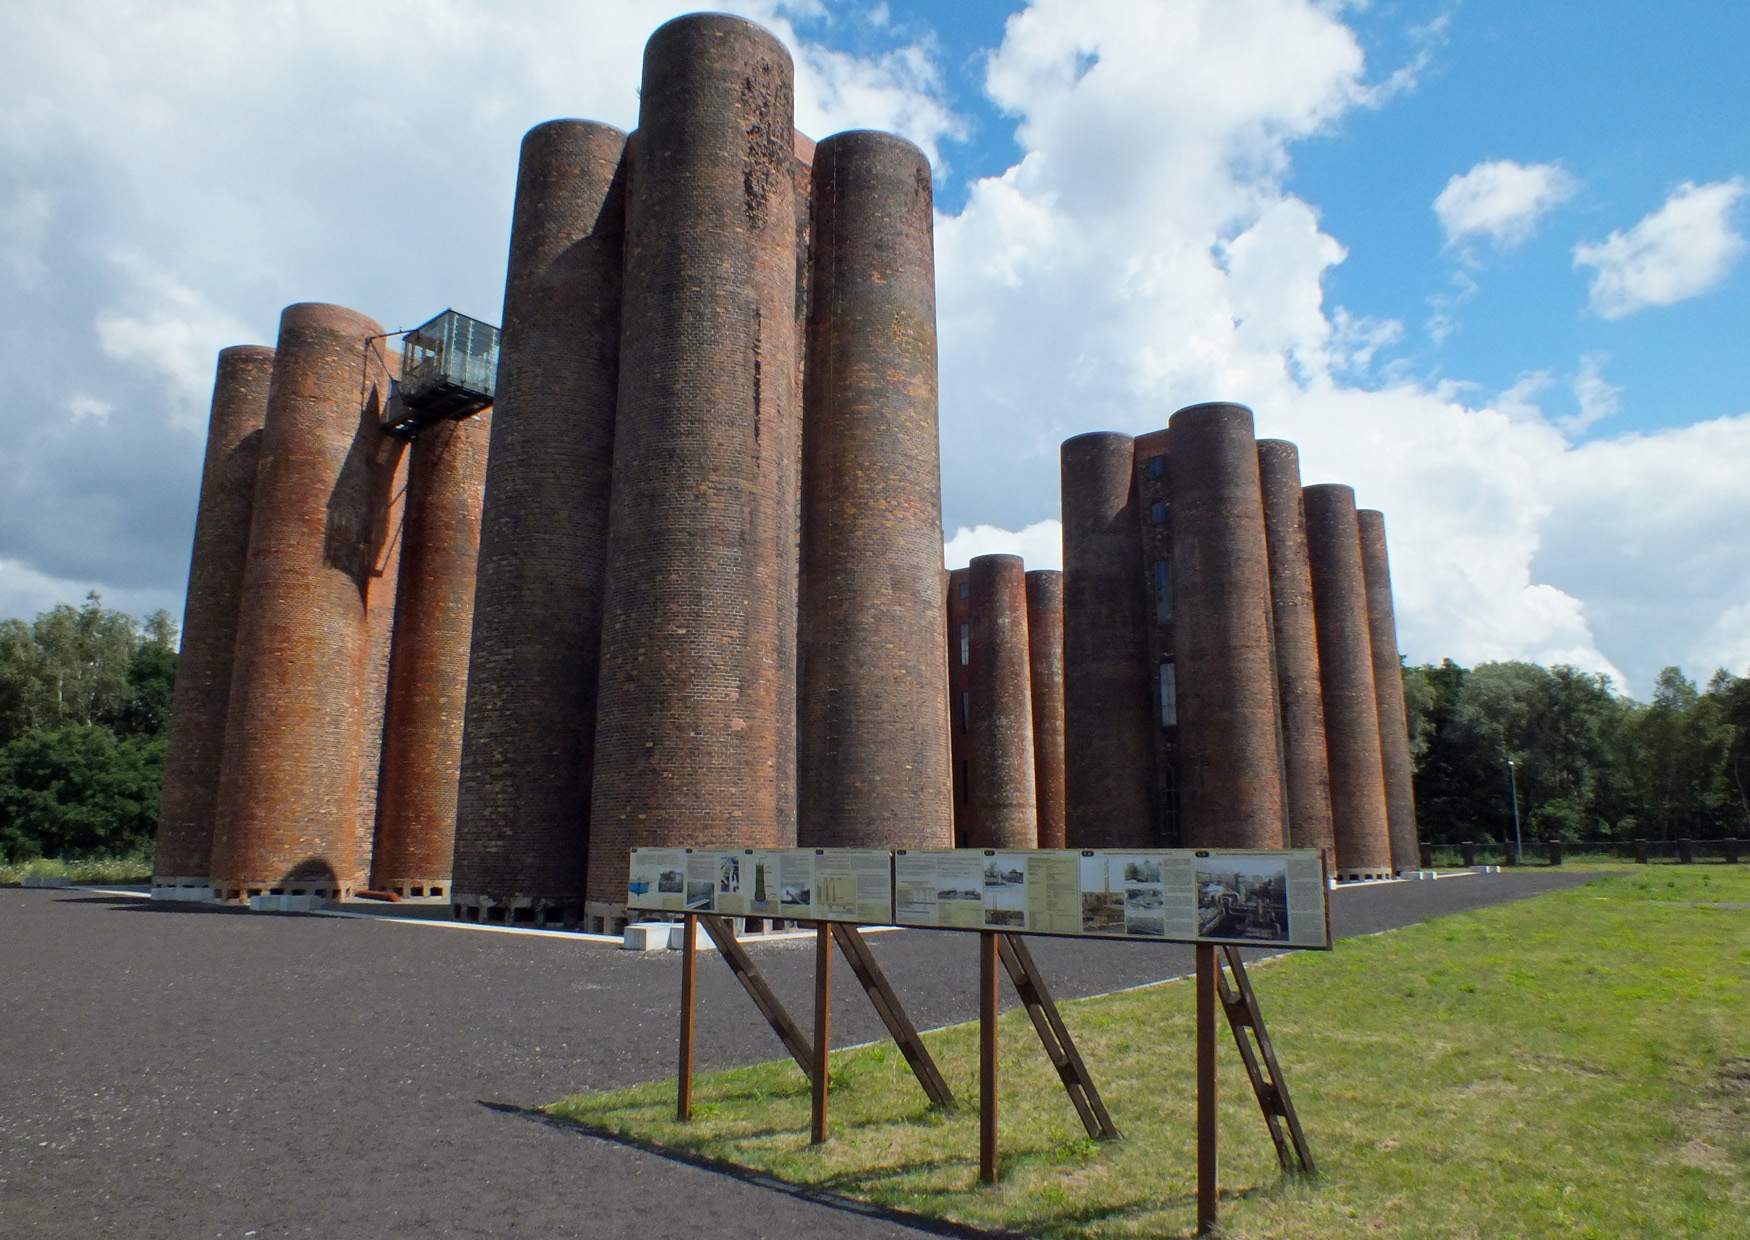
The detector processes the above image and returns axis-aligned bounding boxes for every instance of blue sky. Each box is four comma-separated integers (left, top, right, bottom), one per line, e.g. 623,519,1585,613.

1,0,1746,695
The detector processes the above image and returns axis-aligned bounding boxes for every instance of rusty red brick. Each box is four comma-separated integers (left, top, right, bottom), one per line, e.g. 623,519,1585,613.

587,14,802,914
1302,484,1393,879
1133,427,1179,845
209,303,396,899
1357,508,1421,873
452,120,626,926
1061,432,1154,848
946,566,975,845
153,345,273,887
797,129,951,850
372,411,489,897
1025,570,1066,850
1257,440,1336,867
967,554,1036,848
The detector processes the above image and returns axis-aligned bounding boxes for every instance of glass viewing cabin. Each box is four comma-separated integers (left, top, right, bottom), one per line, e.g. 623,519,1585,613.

385,309,500,436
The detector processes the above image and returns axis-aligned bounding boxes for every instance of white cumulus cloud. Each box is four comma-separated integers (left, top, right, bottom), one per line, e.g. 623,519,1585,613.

1433,159,1578,249
1574,179,1746,318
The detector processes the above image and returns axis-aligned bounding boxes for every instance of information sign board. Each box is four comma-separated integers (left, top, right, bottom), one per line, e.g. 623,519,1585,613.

893,848,1330,949
628,847,894,926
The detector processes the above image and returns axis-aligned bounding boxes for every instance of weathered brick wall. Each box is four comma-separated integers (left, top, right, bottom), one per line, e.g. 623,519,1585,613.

1303,483,1393,878
946,566,975,845
209,303,391,898
1024,570,1066,849
1060,432,1154,847
967,554,1036,848
1357,509,1421,872
154,345,273,885
587,14,801,911
372,410,489,895
1165,403,1285,849
452,120,626,924
1257,440,1336,866
1133,427,1178,846
797,130,951,850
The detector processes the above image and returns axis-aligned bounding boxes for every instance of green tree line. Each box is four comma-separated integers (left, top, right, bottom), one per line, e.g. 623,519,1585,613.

1405,660,1750,846
0,594,176,861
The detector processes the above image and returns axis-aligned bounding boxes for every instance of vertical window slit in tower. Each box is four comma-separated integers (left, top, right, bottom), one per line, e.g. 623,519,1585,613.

960,691,969,733
959,622,970,666
1152,559,1172,623
1160,660,1177,728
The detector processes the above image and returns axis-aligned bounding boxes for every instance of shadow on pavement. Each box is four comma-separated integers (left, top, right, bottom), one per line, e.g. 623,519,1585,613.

477,1100,1018,1239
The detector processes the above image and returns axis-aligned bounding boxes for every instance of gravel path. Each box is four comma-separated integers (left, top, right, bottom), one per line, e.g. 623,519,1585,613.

0,869,1599,1238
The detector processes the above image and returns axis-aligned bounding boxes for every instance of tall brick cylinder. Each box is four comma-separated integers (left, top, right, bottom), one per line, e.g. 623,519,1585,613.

1061,432,1154,847
1257,440,1336,865
1025,570,1066,850
153,345,273,889
1358,509,1421,873
372,413,490,896
1303,484,1393,879
209,303,395,899
947,567,975,845
588,15,801,911
967,555,1036,848
797,130,951,850
453,120,626,924
1166,403,1285,849
355,357,408,887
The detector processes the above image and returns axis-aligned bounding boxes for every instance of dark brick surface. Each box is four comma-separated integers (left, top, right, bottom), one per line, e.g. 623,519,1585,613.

1303,484,1393,879
1025,570,1066,850
1258,440,1336,865
589,15,802,909
1358,509,1421,873
373,412,490,895
797,130,951,851
153,346,272,884
966,554,1035,848
1133,427,1178,845
209,303,396,899
1166,403,1285,850
945,567,974,845
1060,432,1154,847
453,120,626,923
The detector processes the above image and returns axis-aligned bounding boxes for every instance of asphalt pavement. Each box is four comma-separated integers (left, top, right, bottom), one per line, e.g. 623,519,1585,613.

0,868,1599,1239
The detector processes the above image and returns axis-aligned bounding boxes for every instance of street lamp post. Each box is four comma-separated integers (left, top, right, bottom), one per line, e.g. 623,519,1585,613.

1505,753,1522,865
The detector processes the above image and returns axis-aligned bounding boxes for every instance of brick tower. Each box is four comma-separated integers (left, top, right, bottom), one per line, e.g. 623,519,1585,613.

966,554,1036,848
451,120,626,925
1257,439,1336,865
1060,432,1154,847
1358,508,1421,872
372,411,489,897
946,567,975,844
1025,569,1066,849
797,129,951,850
1165,403,1285,849
1303,483,1393,879
587,14,802,913
1133,428,1179,845
209,303,399,899
153,345,273,893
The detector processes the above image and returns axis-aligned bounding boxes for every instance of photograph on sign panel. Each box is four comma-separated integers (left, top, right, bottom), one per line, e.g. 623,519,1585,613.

686,880,714,911
983,857,1027,927
718,855,741,894
1123,885,1166,937
752,856,777,906
657,868,684,895
1195,855,1291,943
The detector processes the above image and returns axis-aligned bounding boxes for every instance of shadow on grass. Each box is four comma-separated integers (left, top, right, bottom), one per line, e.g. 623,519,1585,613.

478,1100,1024,1239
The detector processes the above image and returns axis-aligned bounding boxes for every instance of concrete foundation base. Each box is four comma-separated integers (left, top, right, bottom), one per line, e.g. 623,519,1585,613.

378,877,450,899
150,884,215,902
1398,869,1440,881
248,894,327,913
1470,865,1502,874
21,875,71,888
622,922,676,951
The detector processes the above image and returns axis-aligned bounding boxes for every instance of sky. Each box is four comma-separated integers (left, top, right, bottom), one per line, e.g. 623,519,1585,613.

2,0,1746,698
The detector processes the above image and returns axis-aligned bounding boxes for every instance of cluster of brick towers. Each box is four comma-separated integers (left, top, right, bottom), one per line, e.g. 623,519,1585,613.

152,14,1419,923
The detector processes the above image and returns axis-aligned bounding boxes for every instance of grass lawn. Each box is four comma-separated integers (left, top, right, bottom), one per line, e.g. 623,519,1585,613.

0,845,153,886
550,868,1750,1238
